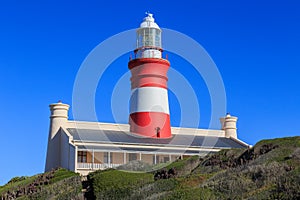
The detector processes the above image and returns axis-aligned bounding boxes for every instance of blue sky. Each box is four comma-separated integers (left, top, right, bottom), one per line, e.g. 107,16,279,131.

1,0,300,185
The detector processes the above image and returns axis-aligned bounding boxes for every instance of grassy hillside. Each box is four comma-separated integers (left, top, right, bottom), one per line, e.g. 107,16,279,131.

1,136,300,199
87,136,300,200
0,168,82,200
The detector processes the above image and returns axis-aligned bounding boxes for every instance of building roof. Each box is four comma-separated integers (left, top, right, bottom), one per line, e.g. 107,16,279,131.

67,128,248,150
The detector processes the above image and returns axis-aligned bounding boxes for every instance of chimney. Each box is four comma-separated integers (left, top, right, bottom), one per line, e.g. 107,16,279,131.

48,101,70,140
220,113,238,139
45,101,70,171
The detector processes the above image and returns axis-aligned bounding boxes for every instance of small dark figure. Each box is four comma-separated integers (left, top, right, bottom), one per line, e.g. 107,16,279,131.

155,127,161,138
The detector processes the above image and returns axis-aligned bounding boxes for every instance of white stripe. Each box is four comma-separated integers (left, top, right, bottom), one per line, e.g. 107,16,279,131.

130,87,169,114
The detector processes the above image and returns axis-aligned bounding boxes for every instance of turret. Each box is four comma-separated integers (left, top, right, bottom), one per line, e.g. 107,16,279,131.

48,101,70,140
220,113,238,139
45,101,70,171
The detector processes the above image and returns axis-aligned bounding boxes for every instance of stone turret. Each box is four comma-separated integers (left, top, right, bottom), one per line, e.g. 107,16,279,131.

48,101,70,140
45,101,70,171
220,113,238,139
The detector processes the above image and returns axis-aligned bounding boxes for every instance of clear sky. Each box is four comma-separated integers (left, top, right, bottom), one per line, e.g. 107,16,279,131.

0,0,299,185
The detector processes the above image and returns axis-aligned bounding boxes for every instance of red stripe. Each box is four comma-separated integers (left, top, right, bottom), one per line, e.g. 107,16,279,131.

129,112,171,138
137,83,167,89
131,80,168,89
128,58,170,70
129,60,170,89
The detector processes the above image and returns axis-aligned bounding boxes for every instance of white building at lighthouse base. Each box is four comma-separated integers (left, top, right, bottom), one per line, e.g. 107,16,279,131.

45,101,249,176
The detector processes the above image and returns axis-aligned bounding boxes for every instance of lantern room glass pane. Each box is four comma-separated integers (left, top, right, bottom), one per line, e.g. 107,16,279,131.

137,34,143,48
155,29,161,47
137,28,161,48
143,28,152,46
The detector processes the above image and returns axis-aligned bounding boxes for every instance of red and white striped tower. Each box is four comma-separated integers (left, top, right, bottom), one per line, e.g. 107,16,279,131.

128,13,171,138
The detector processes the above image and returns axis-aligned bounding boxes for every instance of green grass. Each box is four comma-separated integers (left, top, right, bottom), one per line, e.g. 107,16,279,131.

164,157,191,171
165,187,219,200
255,136,300,148
151,156,198,172
89,169,154,199
49,168,79,184
253,136,300,164
0,175,38,195
176,173,216,189
150,162,171,171
0,168,80,199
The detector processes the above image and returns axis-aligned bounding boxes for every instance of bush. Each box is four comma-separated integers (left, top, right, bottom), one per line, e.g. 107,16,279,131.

88,169,154,200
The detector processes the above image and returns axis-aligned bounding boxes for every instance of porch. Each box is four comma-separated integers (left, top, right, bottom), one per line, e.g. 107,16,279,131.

76,150,182,170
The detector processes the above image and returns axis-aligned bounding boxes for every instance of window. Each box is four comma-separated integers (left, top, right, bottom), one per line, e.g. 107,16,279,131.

129,153,137,161
104,152,112,164
163,156,170,163
78,151,87,163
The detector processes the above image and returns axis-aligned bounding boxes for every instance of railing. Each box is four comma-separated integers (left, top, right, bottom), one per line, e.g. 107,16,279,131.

77,162,121,170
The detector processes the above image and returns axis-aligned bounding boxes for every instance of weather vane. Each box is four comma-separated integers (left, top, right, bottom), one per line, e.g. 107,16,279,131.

145,11,153,18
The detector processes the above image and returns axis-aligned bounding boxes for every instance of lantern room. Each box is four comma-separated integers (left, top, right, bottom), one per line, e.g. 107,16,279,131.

135,12,162,59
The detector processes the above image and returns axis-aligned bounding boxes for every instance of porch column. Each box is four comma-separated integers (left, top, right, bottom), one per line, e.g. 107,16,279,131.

169,154,172,162
154,154,157,165
92,149,95,170
139,153,142,161
74,146,78,173
108,152,111,166
123,152,126,164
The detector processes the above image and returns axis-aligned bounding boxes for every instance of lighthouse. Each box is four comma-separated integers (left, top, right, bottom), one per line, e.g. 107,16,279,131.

44,12,249,175
128,13,171,138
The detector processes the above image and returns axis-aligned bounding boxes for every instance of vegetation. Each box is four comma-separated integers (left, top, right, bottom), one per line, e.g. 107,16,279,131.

85,136,300,199
1,136,300,199
86,169,154,199
0,168,82,200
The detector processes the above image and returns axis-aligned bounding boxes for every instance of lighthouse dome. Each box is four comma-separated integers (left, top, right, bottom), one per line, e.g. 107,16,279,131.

140,12,160,29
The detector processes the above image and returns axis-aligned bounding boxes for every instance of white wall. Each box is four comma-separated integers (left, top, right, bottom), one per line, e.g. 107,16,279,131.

60,129,70,169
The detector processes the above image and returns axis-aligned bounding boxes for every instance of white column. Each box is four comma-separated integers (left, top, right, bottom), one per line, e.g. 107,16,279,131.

108,152,111,164
74,146,78,173
123,152,126,164
169,154,171,162
92,149,94,170
154,154,157,164
139,153,142,161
